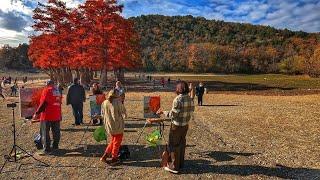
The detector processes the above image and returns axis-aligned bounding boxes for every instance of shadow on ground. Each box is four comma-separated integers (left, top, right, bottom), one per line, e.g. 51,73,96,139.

3,145,319,179
204,151,256,162
182,160,320,179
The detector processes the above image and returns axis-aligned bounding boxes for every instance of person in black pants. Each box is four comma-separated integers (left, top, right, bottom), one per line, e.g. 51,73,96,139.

195,82,205,106
0,82,5,100
67,78,86,125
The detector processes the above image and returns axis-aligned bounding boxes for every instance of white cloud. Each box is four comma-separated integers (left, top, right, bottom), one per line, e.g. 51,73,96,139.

0,27,28,46
261,0,320,32
62,0,83,8
0,0,33,16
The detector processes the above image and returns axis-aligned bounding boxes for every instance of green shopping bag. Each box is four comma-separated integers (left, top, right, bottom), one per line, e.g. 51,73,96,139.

146,129,162,147
93,126,106,142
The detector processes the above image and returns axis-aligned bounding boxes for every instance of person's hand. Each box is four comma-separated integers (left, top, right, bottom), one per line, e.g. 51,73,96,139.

156,108,163,115
31,119,40,123
146,118,154,124
32,113,39,120
123,113,127,119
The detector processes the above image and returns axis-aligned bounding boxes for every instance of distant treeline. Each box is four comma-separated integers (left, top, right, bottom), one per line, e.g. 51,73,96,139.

0,44,34,71
1,15,320,76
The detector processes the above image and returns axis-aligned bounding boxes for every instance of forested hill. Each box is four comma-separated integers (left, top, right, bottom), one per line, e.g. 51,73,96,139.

1,15,320,75
129,15,320,75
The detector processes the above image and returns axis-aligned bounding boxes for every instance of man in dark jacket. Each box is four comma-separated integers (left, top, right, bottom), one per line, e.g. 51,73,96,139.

195,82,205,106
67,78,86,125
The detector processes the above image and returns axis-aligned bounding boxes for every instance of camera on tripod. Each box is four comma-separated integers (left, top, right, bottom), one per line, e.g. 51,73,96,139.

7,103,17,108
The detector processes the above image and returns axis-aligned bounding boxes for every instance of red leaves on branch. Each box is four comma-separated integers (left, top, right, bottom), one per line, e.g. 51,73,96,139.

28,0,141,72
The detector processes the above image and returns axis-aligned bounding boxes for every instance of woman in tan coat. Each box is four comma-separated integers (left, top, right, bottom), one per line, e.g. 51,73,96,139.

100,90,127,166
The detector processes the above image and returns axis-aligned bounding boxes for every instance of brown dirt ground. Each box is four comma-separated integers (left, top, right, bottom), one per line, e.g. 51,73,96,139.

0,80,319,179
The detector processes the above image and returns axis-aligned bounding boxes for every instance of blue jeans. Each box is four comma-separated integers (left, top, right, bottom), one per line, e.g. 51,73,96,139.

71,103,83,124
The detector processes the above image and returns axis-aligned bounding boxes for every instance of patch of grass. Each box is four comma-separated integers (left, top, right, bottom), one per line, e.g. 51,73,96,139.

169,74,320,90
0,70,48,80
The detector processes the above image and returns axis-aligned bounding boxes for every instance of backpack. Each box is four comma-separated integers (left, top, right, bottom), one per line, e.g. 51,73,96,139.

118,145,130,160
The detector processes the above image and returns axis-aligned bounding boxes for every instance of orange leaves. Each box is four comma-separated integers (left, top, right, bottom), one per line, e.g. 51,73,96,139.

29,0,141,72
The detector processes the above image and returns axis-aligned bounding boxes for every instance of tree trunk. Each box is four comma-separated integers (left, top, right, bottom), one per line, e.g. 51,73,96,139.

65,68,73,84
89,69,94,81
100,65,108,87
86,68,92,84
47,69,55,81
80,68,91,87
75,69,80,79
54,68,63,84
114,68,125,82
61,68,67,85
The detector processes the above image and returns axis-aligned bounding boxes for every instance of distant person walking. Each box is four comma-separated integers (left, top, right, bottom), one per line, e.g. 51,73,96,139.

0,81,5,100
147,81,195,174
10,83,18,96
195,82,205,106
33,80,62,155
114,81,125,104
153,79,156,89
168,77,171,85
189,82,195,100
91,83,104,125
23,76,28,84
67,78,86,125
100,90,127,166
161,77,165,87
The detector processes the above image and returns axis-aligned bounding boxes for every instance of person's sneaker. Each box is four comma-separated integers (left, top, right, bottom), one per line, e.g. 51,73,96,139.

164,166,179,174
106,158,120,166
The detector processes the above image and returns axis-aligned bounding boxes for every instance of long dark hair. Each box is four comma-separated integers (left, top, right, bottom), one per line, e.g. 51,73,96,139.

176,81,189,95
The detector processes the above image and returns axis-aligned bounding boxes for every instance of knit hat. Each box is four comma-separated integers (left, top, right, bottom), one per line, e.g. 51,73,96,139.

46,80,54,86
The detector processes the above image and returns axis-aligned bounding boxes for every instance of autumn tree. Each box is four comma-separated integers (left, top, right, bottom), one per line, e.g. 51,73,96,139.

29,0,73,84
76,0,140,85
278,55,307,74
29,0,141,86
188,43,216,73
308,45,320,77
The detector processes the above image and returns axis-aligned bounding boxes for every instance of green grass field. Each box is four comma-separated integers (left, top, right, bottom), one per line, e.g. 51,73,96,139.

2,70,320,90
153,74,320,90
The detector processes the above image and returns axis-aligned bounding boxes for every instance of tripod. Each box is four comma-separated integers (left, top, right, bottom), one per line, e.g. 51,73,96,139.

0,105,49,173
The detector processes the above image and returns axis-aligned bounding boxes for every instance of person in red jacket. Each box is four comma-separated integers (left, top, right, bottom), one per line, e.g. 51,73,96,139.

33,80,62,155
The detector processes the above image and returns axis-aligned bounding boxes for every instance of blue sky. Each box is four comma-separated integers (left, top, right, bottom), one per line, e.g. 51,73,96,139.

0,0,319,46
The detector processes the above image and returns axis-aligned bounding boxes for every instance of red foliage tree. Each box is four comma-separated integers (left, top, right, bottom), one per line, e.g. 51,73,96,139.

28,0,141,85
